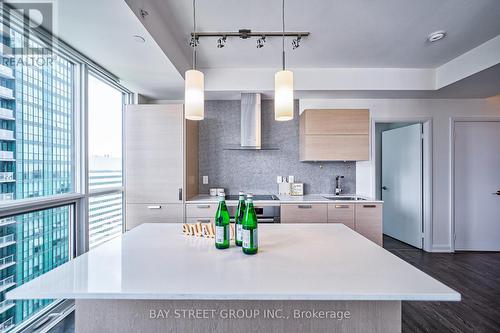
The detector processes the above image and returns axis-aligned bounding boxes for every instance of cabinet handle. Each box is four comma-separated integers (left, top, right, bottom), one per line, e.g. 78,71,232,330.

178,188,182,201
197,218,211,223
363,205,377,208
298,205,312,209
147,205,161,209
335,205,350,209
197,205,211,209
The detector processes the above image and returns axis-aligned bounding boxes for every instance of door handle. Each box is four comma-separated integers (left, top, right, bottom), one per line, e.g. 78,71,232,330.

197,205,211,209
363,205,377,208
382,186,388,190
335,205,350,209
178,188,183,201
147,205,161,209
298,205,312,209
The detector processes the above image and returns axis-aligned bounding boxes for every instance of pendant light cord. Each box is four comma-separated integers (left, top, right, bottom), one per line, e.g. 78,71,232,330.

282,0,285,71
192,0,197,70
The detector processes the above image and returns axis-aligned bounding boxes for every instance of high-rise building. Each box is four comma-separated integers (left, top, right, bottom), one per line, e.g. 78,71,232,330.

0,22,73,331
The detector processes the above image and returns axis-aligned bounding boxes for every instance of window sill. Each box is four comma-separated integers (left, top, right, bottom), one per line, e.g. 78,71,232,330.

0,193,85,218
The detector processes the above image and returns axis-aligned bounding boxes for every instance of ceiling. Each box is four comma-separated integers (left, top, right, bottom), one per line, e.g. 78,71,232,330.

41,0,184,99
138,0,500,69
42,0,500,99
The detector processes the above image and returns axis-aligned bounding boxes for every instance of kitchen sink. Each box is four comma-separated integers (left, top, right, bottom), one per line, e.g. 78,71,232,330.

323,196,366,201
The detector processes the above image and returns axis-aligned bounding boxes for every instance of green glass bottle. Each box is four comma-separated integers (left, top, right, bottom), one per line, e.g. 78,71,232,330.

234,192,246,246
242,194,258,255
215,192,230,249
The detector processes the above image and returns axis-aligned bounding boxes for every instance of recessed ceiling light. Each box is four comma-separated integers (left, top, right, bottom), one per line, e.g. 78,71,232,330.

427,31,446,43
133,35,146,43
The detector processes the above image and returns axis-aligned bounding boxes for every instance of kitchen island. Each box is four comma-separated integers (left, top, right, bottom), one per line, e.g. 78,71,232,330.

7,224,459,333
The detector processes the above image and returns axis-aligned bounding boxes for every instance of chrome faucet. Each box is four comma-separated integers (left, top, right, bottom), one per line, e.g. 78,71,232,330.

335,175,344,195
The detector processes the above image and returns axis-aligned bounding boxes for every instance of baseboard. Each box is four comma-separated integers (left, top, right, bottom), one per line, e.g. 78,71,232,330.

431,244,453,253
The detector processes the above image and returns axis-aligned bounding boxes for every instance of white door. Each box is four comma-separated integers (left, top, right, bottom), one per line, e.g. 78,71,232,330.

454,121,500,251
382,124,423,248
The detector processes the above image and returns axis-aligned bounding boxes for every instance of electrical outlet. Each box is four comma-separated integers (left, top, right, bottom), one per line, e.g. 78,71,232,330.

203,176,208,184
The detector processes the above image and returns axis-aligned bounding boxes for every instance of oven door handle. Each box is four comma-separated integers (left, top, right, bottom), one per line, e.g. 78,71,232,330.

257,218,278,223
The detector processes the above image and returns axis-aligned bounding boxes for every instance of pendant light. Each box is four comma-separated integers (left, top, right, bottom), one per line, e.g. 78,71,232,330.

274,0,294,121
185,0,204,120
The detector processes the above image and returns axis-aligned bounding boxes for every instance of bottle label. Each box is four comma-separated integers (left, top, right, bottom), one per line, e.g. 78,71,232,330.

236,225,243,242
215,226,227,244
242,229,258,249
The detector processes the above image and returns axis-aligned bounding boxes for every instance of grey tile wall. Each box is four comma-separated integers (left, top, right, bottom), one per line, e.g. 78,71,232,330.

199,100,356,195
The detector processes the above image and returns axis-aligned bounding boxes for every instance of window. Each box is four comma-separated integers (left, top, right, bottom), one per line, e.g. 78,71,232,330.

88,74,123,191
87,74,125,248
0,25,74,202
0,5,130,331
88,192,123,249
0,205,74,331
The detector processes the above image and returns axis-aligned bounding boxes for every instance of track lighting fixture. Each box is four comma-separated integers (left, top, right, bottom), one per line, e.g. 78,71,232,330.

256,36,266,48
189,35,199,47
292,36,301,49
217,36,227,48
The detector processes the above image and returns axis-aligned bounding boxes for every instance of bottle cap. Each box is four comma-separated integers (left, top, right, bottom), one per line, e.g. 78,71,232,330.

246,193,253,199
218,192,225,197
238,191,245,196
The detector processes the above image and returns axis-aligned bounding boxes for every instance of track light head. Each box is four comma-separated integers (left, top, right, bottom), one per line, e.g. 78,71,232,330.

189,35,199,47
292,36,301,49
256,36,266,49
217,36,227,48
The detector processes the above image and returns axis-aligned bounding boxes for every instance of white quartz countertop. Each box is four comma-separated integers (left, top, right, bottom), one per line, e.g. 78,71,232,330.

187,194,382,204
7,224,458,301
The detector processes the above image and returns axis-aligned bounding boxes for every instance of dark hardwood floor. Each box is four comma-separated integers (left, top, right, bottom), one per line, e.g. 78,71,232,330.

383,235,500,333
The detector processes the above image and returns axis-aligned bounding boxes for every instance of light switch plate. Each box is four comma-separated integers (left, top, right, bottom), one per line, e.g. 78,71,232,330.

203,176,208,184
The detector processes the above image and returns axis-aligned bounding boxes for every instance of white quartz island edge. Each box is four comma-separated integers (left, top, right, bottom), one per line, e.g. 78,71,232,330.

7,223,459,302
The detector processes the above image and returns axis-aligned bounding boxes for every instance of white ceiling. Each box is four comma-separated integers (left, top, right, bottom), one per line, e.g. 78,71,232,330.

44,0,500,99
50,0,183,99
141,0,500,69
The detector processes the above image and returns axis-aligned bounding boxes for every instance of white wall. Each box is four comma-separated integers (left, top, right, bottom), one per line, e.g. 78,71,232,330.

300,96,500,252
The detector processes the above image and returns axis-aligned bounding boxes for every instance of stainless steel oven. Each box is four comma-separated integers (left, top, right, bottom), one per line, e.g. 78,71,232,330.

226,195,281,223
228,205,280,223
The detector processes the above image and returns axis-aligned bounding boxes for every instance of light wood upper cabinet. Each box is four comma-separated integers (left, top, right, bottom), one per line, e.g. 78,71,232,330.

302,109,369,135
125,104,184,204
300,109,369,161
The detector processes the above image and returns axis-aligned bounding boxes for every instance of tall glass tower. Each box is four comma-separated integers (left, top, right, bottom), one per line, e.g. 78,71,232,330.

0,22,73,331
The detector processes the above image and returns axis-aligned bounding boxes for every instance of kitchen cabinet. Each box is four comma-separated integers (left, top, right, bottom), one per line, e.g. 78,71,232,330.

354,204,383,245
186,203,218,218
327,203,355,229
125,104,184,230
281,204,328,223
299,109,369,161
126,204,184,230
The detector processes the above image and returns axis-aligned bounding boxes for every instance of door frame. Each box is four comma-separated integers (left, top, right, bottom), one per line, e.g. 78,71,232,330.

371,117,433,252
449,117,500,252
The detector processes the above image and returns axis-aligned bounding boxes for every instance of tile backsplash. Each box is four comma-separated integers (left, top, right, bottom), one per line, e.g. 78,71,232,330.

198,100,356,195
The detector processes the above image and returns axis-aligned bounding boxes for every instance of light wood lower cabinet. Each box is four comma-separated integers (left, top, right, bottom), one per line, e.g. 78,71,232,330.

327,204,355,229
126,204,184,231
281,204,328,223
186,203,218,218
354,204,382,246
185,217,215,224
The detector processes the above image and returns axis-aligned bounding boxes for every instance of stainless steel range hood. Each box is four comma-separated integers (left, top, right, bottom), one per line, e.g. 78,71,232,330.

224,93,279,150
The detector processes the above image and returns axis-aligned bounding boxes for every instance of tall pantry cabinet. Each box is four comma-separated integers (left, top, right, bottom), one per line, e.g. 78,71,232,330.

125,104,197,230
